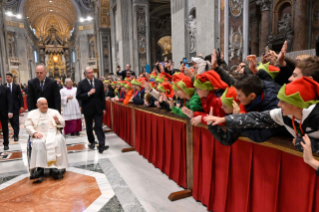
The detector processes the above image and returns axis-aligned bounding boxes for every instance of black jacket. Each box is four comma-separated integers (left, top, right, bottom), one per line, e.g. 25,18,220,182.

6,83,24,113
27,78,61,113
0,85,13,117
117,70,136,80
133,89,145,105
208,80,281,145
76,78,106,115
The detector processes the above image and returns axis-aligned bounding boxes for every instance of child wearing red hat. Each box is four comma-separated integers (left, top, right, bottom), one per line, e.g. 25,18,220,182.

170,76,203,117
157,82,175,111
206,77,319,154
131,78,146,105
183,70,228,125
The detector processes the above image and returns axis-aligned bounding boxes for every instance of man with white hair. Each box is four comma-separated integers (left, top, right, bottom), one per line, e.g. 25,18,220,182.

77,67,109,153
60,78,82,136
25,98,68,181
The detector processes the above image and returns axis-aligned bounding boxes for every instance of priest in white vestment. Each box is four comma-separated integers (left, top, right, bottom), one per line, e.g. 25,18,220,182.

60,78,82,136
25,98,68,180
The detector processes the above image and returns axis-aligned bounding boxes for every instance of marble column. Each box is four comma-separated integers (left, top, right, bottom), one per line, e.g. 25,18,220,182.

256,0,271,55
250,15,260,56
133,0,150,75
0,2,9,82
293,0,307,51
171,0,187,68
242,0,249,59
224,0,229,64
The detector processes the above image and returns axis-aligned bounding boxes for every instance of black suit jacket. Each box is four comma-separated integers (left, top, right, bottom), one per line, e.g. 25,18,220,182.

27,78,61,113
0,85,13,117
76,78,106,115
6,83,24,113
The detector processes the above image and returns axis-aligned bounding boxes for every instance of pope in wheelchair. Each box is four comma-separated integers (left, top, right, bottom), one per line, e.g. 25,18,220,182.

25,97,68,181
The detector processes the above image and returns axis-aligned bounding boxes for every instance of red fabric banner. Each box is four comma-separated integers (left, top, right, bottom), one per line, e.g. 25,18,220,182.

103,101,112,129
134,109,187,188
23,95,27,110
193,126,319,212
112,102,133,146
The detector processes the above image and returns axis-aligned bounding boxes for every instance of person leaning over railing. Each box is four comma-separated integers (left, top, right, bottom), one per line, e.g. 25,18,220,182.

301,134,319,176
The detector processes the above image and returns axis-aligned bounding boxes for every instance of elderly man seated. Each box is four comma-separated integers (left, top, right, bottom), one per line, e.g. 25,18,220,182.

25,98,68,180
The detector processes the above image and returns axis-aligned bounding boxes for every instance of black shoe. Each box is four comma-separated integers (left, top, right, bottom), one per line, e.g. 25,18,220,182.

52,174,63,180
98,145,109,154
50,168,60,176
71,133,75,136
75,132,80,136
88,143,95,149
30,168,44,179
4,145,9,150
14,136,19,142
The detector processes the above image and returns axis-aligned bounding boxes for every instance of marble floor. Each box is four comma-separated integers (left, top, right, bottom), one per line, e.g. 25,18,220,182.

0,112,207,212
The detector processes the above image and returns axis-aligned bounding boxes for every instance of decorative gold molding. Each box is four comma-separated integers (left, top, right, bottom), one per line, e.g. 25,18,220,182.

79,25,94,31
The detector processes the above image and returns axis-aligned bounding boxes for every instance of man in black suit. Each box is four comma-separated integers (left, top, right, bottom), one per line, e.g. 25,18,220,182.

5,73,24,141
117,64,136,80
27,65,61,113
76,67,109,153
0,75,13,150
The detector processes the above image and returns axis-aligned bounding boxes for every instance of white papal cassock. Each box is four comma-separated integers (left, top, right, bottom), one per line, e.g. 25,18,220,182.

25,109,68,169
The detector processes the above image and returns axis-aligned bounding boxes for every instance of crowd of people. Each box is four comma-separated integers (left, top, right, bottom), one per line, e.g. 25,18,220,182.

102,41,319,177
1,39,319,181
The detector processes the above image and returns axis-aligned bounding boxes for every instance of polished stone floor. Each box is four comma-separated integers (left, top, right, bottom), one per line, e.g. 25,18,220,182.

0,112,207,212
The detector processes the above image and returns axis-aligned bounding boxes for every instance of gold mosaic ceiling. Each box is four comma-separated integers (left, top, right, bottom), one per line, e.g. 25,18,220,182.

23,0,78,37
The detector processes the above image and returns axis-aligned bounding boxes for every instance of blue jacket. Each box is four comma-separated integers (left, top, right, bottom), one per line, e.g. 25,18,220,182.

133,89,145,105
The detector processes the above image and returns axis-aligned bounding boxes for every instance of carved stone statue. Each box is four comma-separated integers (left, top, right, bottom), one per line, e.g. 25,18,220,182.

229,26,243,61
89,40,95,58
185,15,197,53
278,13,291,32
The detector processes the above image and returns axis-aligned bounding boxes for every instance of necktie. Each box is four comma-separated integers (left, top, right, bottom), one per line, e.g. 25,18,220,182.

8,83,11,93
90,80,94,88
40,81,44,91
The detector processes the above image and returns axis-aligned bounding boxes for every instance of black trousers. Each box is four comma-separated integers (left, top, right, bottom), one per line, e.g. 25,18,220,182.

9,110,19,137
0,115,9,146
84,113,105,147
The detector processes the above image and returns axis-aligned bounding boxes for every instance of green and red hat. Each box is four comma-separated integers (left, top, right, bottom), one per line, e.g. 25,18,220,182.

156,72,172,83
176,76,195,96
149,81,156,89
119,81,126,86
194,70,228,91
103,80,110,84
111,81,117,86
220,87,239,108
150,72,158,80
157,82,175,98
124,77,132,81
124,81,132,90
257,62,281,79
172,72,185,91
277,77,319,109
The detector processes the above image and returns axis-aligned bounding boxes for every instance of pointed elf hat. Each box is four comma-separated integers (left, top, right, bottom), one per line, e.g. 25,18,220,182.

257,62,281,79
111,81,117,86
124,77,132,81
194,70,228,91
277,77,319,109
157,82,175,98
176,76,195,96
172,72,186,91
150,72,158,80
149,81,156,89
119,81,126,86
156,72,172,83
124,81,132,89
220,87,239,108
103,80,110,84
132,77,147,87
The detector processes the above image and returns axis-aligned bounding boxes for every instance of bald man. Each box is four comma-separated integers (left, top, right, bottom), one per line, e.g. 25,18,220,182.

27,64,61,113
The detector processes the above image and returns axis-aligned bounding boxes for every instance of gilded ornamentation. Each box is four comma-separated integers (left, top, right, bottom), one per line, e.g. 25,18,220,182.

157,36,172,56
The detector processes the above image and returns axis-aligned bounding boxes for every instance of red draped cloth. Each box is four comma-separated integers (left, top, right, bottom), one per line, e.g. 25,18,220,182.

112,102,133,146
134,109,187,188
103,101,112,129
23,95,27,110
193,126,318,212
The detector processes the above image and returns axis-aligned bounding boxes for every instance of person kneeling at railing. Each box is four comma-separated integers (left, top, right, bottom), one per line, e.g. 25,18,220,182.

205,77,319,153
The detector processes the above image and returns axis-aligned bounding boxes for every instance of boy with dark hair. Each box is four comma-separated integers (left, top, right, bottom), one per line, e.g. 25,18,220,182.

206,77,319,152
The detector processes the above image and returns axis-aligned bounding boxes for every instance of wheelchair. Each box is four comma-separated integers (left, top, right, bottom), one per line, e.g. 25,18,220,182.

27,129,64,177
